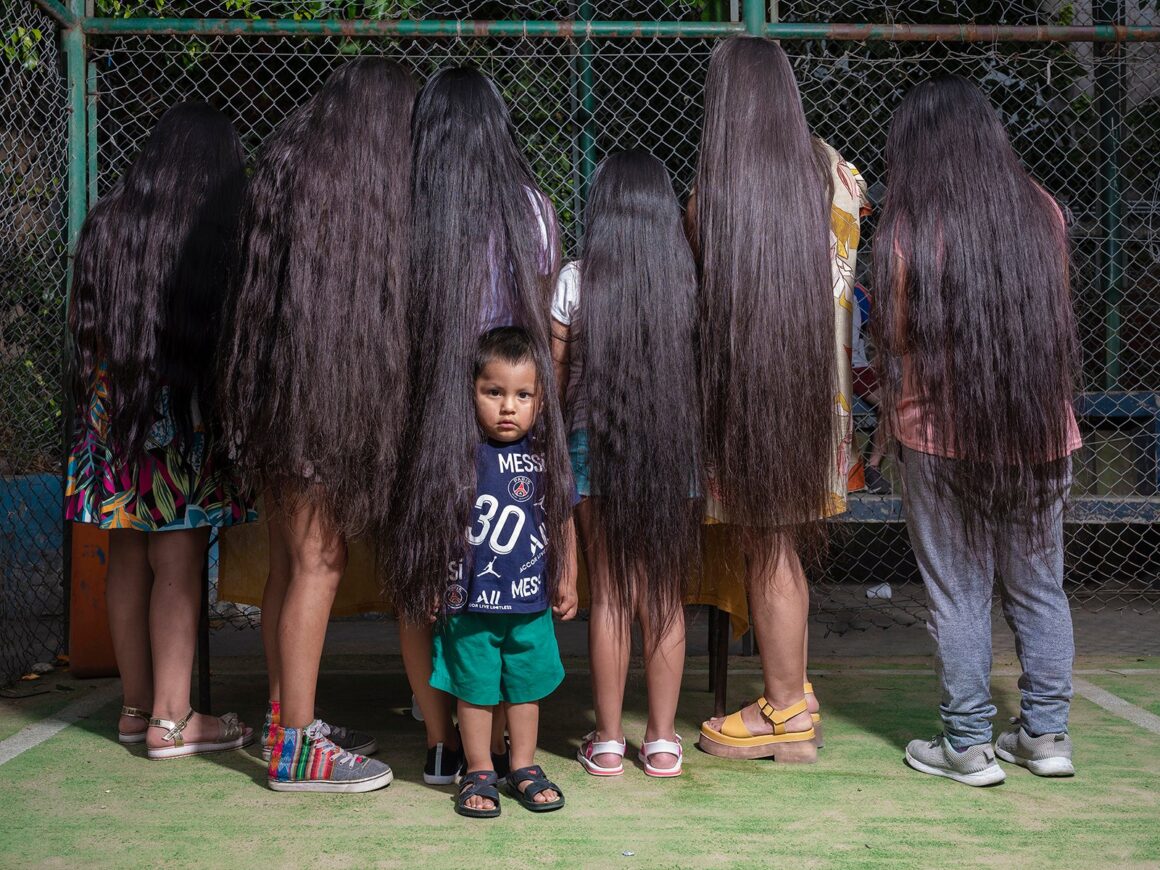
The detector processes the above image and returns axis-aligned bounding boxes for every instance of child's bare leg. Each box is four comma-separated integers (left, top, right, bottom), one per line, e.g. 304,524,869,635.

458,700,496,811
506,701,557,803
637,593,685,771
262,507,291,704
277,499,347,728
107,529,153,736
579,499,630,768
491,705,508,755
400,620,459,748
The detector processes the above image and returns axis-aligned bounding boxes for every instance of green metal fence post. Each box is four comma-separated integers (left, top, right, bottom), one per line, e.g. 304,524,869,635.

86,58,97,206
64,1,87,257
61,0,88,671
572,0,597,238
1096,0,1126,391
743,0,765,35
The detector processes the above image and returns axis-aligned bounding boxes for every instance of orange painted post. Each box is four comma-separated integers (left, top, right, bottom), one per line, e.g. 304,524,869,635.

68,523,118,677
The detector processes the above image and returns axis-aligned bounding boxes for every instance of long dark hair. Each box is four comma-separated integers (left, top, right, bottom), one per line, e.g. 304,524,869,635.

577,150,701,630
873,75,1079,529
695,36,836,538
70,102,244,462
387,65,569,623
219,59,416,537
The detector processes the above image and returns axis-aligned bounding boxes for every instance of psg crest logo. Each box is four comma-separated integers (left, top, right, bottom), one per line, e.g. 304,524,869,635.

444,584,467,610
508,475,534,502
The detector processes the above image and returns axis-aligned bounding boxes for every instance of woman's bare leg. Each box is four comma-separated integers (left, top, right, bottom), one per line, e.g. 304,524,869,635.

705,531,813,740
106,529,153,737
261,505,292,704
276,500,347,729
145,527,231,747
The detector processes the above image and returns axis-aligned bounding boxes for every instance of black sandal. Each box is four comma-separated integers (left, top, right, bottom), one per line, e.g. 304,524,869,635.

455,770,501,818
505,765,565,812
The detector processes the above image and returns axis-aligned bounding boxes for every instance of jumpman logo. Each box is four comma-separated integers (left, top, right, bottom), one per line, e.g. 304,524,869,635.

479,557,501,579
534,496,546,511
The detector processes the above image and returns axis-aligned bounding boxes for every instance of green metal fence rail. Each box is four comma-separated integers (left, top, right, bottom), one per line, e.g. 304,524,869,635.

3,0,1159,684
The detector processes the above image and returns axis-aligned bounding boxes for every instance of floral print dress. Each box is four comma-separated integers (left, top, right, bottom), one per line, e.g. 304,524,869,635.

65,367,255,531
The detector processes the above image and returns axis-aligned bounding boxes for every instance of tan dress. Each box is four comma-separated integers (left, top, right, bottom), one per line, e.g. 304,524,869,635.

703,141,870,525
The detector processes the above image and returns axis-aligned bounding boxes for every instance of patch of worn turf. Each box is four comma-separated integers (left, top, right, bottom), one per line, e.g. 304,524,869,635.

1,664,1158,868
0,672,118,742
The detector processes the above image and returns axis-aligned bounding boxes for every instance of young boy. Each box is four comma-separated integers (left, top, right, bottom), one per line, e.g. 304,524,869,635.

432,326,578,818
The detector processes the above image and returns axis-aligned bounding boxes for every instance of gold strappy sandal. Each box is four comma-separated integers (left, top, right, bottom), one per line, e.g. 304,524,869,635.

117,705,152,745
698,696,817,762
146,708,254,760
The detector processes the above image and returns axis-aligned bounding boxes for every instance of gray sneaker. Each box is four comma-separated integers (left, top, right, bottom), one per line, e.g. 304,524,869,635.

268,720,393,793
261,709,377,761
904,734,1006,787
994,719,1075,777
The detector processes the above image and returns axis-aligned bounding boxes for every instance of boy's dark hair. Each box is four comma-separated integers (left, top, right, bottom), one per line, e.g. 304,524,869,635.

473,326,536,380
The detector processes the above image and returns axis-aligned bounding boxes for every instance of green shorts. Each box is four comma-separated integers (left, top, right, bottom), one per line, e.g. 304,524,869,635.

430,609,564,706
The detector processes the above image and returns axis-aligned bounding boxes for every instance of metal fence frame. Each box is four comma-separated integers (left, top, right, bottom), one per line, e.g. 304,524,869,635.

3,0,1159,685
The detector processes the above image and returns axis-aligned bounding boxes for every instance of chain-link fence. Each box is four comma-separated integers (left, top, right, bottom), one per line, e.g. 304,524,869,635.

1,0,69,688
2,0,1158,683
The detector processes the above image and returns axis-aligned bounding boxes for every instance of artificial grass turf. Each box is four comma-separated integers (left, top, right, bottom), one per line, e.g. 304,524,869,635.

1,664,1158,869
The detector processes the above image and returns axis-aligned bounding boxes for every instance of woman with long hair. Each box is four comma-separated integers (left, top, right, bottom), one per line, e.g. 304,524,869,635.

66,102,254,758
875,76,1081,786
219,58,414,792
554,150,701,778
693,36,868,763
387,65,571,796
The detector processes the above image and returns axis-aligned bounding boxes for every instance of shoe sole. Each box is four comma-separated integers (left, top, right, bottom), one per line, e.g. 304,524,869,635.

424,771,459,785
577,750,624,777
904,749,1006,786
147,733,254,760
268,769,394,793
994,746,1075,777
118,732,146,745
698,729,818,762
640,759,682,778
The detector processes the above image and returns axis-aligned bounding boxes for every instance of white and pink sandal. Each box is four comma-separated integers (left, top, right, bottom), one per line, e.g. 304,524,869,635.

577,731,626,776
639,735,683,778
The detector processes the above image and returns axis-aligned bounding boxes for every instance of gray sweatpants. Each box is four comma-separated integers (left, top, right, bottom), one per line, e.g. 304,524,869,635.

898,446,1074,749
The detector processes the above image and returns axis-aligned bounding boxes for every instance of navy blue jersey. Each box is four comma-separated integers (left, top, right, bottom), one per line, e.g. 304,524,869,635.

445,437,554,615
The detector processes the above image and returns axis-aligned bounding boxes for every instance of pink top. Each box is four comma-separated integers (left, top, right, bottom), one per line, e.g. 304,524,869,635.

891,196,1082,460
893,365,1082,459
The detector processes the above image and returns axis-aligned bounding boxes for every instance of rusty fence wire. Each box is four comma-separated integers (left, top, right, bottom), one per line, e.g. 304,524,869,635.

2,0,1158,684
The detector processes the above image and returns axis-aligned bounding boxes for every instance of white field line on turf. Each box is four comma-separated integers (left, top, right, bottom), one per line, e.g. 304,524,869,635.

1073,677,1160,735
0,681,122,767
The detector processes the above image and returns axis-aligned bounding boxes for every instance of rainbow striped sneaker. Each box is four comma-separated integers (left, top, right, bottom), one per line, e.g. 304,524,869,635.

268,720,393,793
261,702,377,762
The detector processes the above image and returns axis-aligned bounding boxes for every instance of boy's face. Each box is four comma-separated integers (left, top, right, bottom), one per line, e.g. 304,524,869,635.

474,357,539,443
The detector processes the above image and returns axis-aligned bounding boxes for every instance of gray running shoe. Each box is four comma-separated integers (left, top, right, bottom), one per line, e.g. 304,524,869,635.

268,720,393,793
994,719,1075,777
904,734,1006,787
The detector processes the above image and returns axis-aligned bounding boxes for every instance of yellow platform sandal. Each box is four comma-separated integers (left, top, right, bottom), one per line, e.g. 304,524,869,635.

698,697,817,762
804,681,824,749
